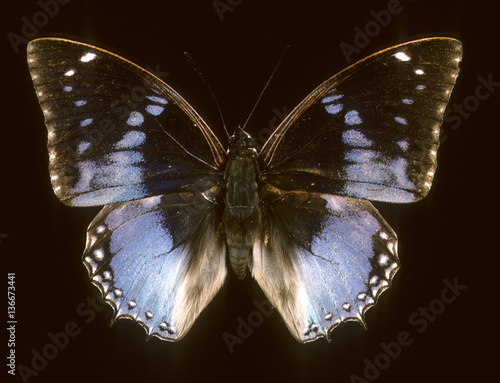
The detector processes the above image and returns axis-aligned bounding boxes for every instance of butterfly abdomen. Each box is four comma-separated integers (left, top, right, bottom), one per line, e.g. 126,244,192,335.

223,129,262,279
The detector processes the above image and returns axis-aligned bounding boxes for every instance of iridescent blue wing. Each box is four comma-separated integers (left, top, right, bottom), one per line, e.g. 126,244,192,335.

259,38,462,203
252,190,398,342
83,189,226,340
28,38,225,207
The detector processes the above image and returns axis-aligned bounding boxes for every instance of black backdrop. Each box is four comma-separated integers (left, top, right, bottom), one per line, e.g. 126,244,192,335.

2,1,498,382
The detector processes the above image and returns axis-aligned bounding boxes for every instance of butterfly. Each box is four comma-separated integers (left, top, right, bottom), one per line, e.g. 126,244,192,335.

28,37,462,343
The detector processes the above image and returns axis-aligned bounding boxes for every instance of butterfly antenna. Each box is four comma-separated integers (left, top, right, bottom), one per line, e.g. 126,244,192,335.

242,45,290,131
184,52,230,138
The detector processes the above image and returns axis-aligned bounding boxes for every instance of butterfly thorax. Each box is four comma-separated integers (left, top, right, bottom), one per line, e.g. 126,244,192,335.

223,128,261,279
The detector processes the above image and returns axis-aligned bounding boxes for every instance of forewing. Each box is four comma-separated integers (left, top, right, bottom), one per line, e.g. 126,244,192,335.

83,190,226,340
28,38,225,207
260,38,462,203
252,191,398,342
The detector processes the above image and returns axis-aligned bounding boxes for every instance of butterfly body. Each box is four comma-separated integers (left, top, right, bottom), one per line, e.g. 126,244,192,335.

28,37,462,342
224,128,261,279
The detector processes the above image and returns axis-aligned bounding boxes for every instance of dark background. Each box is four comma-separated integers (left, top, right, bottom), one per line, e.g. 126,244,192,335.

2,0,498,382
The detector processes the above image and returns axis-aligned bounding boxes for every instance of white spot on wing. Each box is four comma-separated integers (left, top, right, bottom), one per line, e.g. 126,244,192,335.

322,93,344,103
63,86,72,92
415,69,425,75
146,104,164,116
94,249,104,261
325,103,343,115
81,52,97,62
394,116,408,125
115,131,146,149
64,70,75,76
80,118,93,127
393,52,411,61
379,254,389,266
342,130,372,147
345,110,362,125
145,95,168,104
77,141,91,154
397,140,409,151
75,100,87,106
379,232,389,240
127,111,144,126
402,98,413,104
